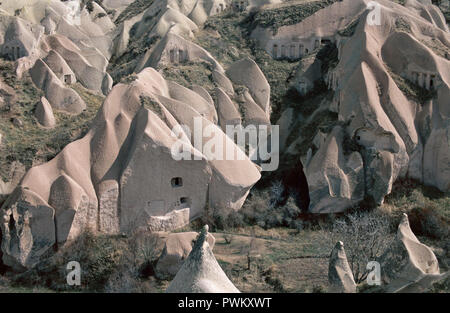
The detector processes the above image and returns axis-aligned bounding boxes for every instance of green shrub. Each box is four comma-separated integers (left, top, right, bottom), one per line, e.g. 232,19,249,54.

203,184,304,231
408,206,449,240
9,230,163,292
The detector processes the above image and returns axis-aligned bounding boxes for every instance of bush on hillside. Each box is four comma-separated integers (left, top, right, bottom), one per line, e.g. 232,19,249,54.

9,230,163,292
408,205,449,240
203,181,304,231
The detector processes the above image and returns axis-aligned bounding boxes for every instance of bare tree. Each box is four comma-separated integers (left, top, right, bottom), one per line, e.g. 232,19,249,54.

322,211,394,283
223,233,233,245
244,228,257,270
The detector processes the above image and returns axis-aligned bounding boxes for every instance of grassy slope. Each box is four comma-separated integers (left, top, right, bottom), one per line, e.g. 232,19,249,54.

114,0,155,25
0,60,104,182
248,0,338,34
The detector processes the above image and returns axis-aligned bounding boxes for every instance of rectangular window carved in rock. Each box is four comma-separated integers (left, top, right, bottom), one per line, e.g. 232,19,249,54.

171,177,183,187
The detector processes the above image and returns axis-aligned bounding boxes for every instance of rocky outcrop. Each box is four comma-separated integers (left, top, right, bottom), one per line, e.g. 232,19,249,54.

328,241,356,293
0,77,16,109
156,231,215,279
42,50,76,85
1,0,114,93
43,35,110,93
306,126,365,213
238,89,271,128
215,87,241,131
166,226,240,293
191,84,214,106
0,15,43,61
35,97,56,128
212,70,234,96
143,6,198,39
102,73,113,95
226,58,271,118
131,0,232,42
166,80,217,123
0,162,25,203
1,187,56,271
293,56,322,95
380,213,444,293
421,87,450,192
270,0,450,212
137,31,224,72
1,67,261,270
30,59,86,114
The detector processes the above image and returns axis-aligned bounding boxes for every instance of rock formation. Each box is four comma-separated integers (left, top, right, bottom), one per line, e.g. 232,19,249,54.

136,31,224,73
253,0,450,212
0,0,114,105
0,0,448,283
166,225,240,293
35,97,56,128
30,58,86,114
0,162,25,205
306,126,364,213
328,241,357,293
380,213,445,293
156,231,216,279
226,58,271,118
0,67,261,270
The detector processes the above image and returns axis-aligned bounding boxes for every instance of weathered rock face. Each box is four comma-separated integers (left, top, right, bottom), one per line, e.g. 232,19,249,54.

212,70,234,96
112,0,240,63
421,88,450,192
328,241,356,293
166,80,217,123
215,87,241,131
226,58,271,118
0,77,16,109
166,226,239,293
30,59,86,114
156,231,215,280
0,67,261,270
259,0,450,212
293,56,322,95
0,15,43,61
137,31,224,73
42,35,110,93
35,97,56,128
306,126,365,213
0,1,274,272
102,73,113,96
380,213,443,293
1,188,55,271
0,162,25,205
0,0,114,97
42,50,76,85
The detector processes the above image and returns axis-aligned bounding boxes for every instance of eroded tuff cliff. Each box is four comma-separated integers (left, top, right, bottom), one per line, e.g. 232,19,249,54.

0,0,448,270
